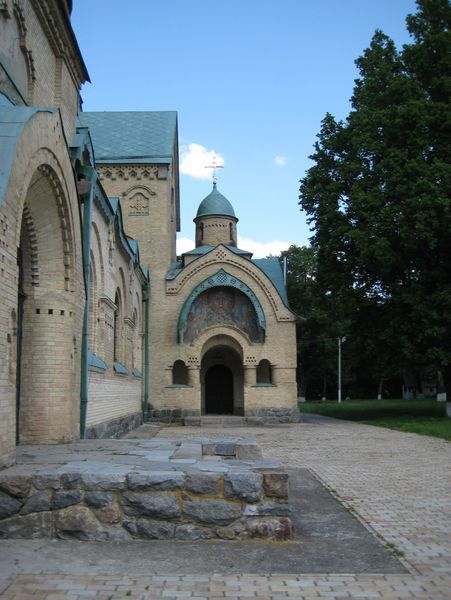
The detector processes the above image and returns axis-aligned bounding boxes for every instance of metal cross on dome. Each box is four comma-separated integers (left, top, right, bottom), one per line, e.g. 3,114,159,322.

205,154,224,184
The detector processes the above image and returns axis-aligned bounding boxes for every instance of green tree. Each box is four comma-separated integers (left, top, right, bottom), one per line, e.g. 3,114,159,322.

281,245,354,400
299,0,451,403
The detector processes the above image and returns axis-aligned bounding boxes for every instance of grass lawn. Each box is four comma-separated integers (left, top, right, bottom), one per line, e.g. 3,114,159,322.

298,399,451,441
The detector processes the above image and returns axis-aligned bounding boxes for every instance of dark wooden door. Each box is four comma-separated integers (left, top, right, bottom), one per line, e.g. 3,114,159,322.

205,365,234,414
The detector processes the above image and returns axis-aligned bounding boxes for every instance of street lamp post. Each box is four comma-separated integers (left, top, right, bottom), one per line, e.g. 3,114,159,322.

338,336,346,403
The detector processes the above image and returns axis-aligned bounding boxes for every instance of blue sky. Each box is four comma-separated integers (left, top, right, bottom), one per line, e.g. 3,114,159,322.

72,0,417,257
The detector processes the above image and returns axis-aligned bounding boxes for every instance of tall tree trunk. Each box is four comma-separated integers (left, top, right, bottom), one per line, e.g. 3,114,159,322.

322,375,327,401
377,378,384,400
442,364,451,418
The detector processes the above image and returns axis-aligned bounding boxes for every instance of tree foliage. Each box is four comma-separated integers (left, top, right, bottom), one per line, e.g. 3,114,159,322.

297,0,451,400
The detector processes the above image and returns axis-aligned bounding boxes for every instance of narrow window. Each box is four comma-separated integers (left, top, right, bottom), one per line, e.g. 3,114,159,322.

114,290,121,363
256,359,272,384
173,360,188,385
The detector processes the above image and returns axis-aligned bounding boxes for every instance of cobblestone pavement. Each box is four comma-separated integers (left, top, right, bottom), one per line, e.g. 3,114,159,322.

1,418,450,599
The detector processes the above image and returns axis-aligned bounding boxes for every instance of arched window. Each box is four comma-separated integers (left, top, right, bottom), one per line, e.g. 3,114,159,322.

256,359,272,384
88,257,97,352
173,360,188,385
132,307,141,372
113,289,121,363
200,222,204,241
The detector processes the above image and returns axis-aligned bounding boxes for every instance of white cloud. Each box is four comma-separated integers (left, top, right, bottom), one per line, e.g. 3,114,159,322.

176,237,195,255
238,236,290,258
176,236,290,259
274,155,287,167
180,144,225,180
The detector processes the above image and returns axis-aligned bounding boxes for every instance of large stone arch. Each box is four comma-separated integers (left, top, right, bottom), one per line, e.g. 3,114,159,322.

0,110,84,458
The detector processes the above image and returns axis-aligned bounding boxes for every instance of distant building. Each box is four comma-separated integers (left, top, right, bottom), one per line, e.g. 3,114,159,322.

0,0,299,467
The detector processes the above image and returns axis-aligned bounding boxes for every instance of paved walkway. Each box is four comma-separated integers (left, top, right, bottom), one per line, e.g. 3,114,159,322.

1,417,450,599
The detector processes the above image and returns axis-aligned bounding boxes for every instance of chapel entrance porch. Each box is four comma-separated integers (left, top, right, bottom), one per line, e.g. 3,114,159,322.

201,343,244,416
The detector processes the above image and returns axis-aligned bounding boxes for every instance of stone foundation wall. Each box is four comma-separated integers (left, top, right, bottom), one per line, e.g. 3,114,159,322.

245,407,301,424
146,409,200,424
146,408,301,425
85,412,143,439
0,440,292,541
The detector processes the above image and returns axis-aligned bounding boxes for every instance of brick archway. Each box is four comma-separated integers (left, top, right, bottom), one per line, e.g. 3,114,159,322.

200,341,244,416
16,165,80,444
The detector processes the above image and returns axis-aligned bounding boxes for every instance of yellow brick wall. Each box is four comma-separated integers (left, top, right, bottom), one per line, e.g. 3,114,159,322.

0,0,86,138
196,215,237,248
87,372,142,427
85,201,144,426
97,164,178,276
0,110,85,464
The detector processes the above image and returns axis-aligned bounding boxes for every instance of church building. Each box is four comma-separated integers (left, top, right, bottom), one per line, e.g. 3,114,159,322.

0,0,299,468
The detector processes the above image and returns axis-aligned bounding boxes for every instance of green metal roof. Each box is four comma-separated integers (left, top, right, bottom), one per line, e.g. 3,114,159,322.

0,106,57,209
77,111,177,164
252,258,289,306
166,247,290,308
196,183,236,218
182,245,251,257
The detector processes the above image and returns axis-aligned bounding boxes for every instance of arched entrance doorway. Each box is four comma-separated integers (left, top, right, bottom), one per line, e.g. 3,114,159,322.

205,364,234,414
201,342,243,415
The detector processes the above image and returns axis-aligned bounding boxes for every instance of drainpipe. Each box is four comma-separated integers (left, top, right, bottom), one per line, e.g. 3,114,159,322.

78,166,96,439
142,277,150,419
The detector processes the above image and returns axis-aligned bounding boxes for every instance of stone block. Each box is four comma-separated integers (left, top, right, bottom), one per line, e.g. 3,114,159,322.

184,417,201,426
32,473,61,490
80,472,126,491
183,499,242,525
52,490,82,510
235,443,262,461
84,492,114,508
245,417,265,427
135,518,175,539
121,491,181,519
0,512,53,539
244,517,292,540
0,491,22,519
122,520,137,536
224,471,262,503
261,471,289,499
60,472,82,489
95,506,121,524
21,491,51,515
201,443,215,456
185,472,221,495
54,506,105,541
214,442,236,456
215,525,245,540
126,471,185,491
175,524,213,540
0,475,31,499
243,502,291,517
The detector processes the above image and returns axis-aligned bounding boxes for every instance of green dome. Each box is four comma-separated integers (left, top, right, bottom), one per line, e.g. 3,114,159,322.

196,183,236,218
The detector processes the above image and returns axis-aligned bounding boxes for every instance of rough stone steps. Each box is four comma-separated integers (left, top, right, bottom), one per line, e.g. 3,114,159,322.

201,416,248,427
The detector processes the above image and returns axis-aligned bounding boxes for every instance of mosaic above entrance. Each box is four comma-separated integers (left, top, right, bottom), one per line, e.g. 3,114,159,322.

179,270,266,344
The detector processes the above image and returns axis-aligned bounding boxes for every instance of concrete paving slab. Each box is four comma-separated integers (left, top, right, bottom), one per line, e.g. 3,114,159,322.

0,469,405,576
